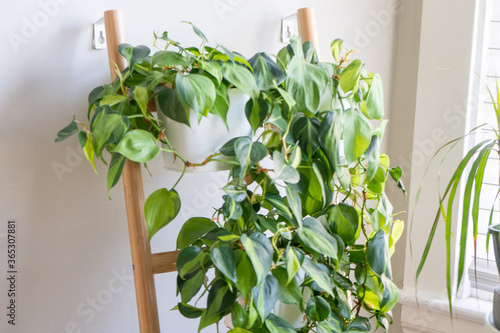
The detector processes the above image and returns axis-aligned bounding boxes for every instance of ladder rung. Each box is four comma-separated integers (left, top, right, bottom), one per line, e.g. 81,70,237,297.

152,250,179,274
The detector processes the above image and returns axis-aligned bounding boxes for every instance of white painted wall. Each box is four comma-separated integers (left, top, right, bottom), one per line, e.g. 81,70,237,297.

0,0,399,332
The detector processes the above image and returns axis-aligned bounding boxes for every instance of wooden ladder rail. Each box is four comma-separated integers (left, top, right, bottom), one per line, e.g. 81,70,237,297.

102,7,320,333
103,10,177,333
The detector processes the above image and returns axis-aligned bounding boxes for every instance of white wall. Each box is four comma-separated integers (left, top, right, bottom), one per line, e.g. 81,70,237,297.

0,1,399,332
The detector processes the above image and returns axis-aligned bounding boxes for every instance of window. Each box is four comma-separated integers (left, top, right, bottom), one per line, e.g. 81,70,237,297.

466,0,500,299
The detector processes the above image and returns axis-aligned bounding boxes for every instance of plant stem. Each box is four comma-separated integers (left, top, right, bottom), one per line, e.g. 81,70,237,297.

171,165,187,190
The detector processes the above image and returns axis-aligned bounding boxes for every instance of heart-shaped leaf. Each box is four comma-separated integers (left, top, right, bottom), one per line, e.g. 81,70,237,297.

175,73,216,118
211,245,237,284
241,232,273,285
145,188,181,240
112,130,160,163
177,217,218,249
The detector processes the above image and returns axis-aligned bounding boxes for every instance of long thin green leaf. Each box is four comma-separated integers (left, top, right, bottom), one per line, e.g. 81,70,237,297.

410,125,486,259
457,143,495,291
456,144,493,293
415,140,493,280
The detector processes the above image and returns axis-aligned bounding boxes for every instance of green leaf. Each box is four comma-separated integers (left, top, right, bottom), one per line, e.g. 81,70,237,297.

380,274,399,313
145,188,181,241
389,166,406,196
231,302,248,328
340,59,363,93
331,39,343,63
415,139,494,307
305,163,327,208
152,51,192,67
277,87,296,110
222,195,243,220
211,245,237,284
456,143,493,293
223,180,247,202
235,137,267,177
318,110,350,189
303,41,319,64
183,21,208,44
367,230,390,277
177,217,218,249
200,60,223,84
221,62,259,99
363,74,384,119
302,256,334,296
175,73,216,119
262,130,281,148
276,45,292,71
299,217,341,261
265,313,296,333
288,36,304,58
241,232,273,285
219,136,244,156
286,245,304,285
206,278,237,319
112,130,159,163
364,135,380,182
88,85,105,112
272,151,300,184
177,269,205,304
346,316,371,333
176,246,205,279
245,97,269,133
333,286,352,319
306,296,331,321
366,167,385,195
291,116,320,158
130,86,149,116
266,103,288,132
93,112,129,155
372,194,393,231
272,266,303,308
79,132,97,174
343,108,372,163
285,56,328,115
317,316,344,333
156,86,190,127
266,193,294,223
228,328,251,333
55,118,78,142
198,309,222,333
236,250,257,298
327,203,360,245
99,94,128,107
286,186,303,227
118,44,150,69
177,302,203,319
248,52,286,90
106,153,126,196
210,84,230,127
252,274,279,321
289,145,302,169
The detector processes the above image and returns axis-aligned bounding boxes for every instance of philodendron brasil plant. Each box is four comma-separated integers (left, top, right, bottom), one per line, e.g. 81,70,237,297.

56,24,406,332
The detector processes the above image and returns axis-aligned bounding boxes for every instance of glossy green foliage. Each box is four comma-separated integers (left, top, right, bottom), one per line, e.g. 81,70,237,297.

56,30,405,332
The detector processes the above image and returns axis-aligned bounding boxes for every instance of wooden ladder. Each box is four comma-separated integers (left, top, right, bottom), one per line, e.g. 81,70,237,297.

102,7,321,333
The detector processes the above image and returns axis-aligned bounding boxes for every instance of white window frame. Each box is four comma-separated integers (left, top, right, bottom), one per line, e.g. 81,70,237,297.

463,0,500,301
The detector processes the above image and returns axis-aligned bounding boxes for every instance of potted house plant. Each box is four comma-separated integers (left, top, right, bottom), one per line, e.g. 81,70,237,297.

414,81,500,328
56,26,406,332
